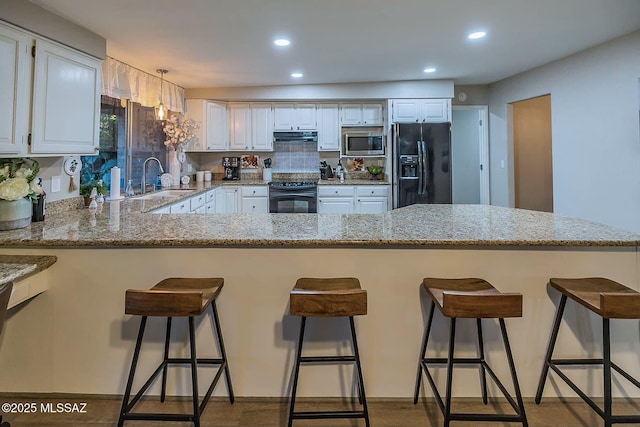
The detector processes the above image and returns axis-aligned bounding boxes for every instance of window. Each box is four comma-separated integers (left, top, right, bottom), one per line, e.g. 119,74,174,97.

81,96,168,193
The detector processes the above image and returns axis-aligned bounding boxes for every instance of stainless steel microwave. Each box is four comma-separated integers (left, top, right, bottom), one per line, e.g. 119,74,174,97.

344,132,385,156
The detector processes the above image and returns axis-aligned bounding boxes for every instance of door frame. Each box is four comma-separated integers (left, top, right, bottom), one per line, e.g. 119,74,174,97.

452,105,490,205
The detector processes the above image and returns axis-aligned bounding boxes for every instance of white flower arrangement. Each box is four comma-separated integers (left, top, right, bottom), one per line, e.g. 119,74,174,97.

163,115,199,151
0,158,43,202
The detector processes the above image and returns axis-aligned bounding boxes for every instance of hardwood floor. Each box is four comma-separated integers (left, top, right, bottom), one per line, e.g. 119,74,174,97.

1,395,640,426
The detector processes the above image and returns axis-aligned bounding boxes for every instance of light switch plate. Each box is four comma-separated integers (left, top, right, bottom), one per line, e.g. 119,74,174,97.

51,176,61,193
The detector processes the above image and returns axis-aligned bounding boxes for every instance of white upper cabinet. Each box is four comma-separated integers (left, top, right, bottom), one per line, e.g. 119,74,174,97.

391,99,451,123
229,102,273,151
251,103,274,151
0,24,29,154
0,21,101,156
420,99,451,122
340,103,383,126
273,103,316,130
183,99,228,151
31,38,101,154
228,102,252,150
317,104,340,151
362,104,384,125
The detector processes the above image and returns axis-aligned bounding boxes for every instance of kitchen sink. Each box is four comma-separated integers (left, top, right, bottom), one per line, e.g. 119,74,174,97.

134,189,194,200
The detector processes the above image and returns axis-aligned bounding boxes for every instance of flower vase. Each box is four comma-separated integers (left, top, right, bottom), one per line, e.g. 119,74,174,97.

169,149,181,186
0,198,32,230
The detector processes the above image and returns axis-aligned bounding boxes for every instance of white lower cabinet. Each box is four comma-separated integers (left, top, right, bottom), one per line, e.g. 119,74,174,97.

205,189,216,213
189,192,206,212
318,186,355,214
355,186,389,213
241,186,268,213
169,200,190,214
216,187,240,213
318,185,389,214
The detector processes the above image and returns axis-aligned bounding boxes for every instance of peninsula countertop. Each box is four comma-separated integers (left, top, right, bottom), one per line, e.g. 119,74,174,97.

0,186,638,247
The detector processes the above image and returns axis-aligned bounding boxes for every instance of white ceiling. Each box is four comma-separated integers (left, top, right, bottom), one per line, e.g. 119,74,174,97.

29,0,640,89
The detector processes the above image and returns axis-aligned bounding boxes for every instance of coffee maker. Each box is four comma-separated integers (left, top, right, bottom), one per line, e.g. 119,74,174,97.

222,157,241,180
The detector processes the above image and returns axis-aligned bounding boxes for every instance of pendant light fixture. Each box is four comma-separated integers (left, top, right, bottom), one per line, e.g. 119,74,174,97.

155,69,168,121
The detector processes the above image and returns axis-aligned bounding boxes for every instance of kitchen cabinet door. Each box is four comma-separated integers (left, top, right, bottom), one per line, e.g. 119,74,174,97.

362,104,384,125
317,104,340,151
229,103,251,150
392,99,451,123
31,38,101,154
216,187,240,213
169,200,190,214
391,100,421,123
183,100,228,151
189,192,206,211
273,103,296,130
241,197,268,213
340,104,363,126
206,102,228,150
341,103,384,126
0,23,30,154
355,197,387,213
318,197,354,214
296,104,317,129
274,103,316,130
420,99,450,122
251,103,274,151
241,185,268,212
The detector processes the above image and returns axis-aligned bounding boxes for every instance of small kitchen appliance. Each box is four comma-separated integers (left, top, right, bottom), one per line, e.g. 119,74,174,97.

344,131,385,156
222,157,241,180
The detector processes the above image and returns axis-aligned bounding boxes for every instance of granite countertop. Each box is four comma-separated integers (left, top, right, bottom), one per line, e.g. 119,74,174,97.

0,255,58,285
0,194,638,248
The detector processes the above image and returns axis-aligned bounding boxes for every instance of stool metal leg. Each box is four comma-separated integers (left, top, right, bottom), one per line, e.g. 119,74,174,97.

288,316,307,427
499,318,528,427
535,294,567,403
603,317,612,427
188,316,200,427
476,318,488,405
444,317,457,427
160,316,172,403
118,316,148,427
414,300,436,404
349,316,370,427
211,300,235,403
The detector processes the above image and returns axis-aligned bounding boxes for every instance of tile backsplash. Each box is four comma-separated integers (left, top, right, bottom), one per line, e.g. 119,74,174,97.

273,140,319,173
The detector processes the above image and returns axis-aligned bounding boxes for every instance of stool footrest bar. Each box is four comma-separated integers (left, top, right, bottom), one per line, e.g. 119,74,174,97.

299,355,356,363
291,410,366,420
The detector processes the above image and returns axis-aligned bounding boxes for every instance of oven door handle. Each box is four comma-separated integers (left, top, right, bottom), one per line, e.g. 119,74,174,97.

270,193,316,199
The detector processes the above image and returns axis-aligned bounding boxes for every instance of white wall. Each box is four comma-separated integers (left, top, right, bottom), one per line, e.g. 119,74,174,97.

186,79,454,100
489,30,640,232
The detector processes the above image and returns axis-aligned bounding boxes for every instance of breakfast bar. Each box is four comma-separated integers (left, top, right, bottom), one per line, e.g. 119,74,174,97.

0,198,638,402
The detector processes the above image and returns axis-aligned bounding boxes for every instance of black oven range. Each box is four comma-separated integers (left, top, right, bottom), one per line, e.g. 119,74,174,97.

268,182,318,213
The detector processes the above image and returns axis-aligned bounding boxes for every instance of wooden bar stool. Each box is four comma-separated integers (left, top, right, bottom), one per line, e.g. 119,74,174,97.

288,277,370,427
118,277,234,427
535,277,640,427
414,278,528,427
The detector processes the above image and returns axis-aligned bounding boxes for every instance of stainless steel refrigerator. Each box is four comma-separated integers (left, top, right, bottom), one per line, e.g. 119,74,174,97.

393,122,452,208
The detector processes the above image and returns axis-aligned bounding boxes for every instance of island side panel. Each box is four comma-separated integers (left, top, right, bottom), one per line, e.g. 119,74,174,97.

0,246,637,398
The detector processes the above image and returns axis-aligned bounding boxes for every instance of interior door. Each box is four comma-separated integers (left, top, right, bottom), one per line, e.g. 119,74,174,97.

451,106,490,204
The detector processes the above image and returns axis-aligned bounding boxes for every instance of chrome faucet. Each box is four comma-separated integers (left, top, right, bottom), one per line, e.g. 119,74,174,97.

141,157,165,193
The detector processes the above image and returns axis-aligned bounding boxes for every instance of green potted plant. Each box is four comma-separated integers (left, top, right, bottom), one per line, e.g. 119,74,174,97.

80,180,108,206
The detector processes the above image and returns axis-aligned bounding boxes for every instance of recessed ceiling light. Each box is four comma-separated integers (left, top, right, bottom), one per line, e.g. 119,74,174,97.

274,38,291,47
468,31,486,40
423,67,436,73
291,72,303,78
